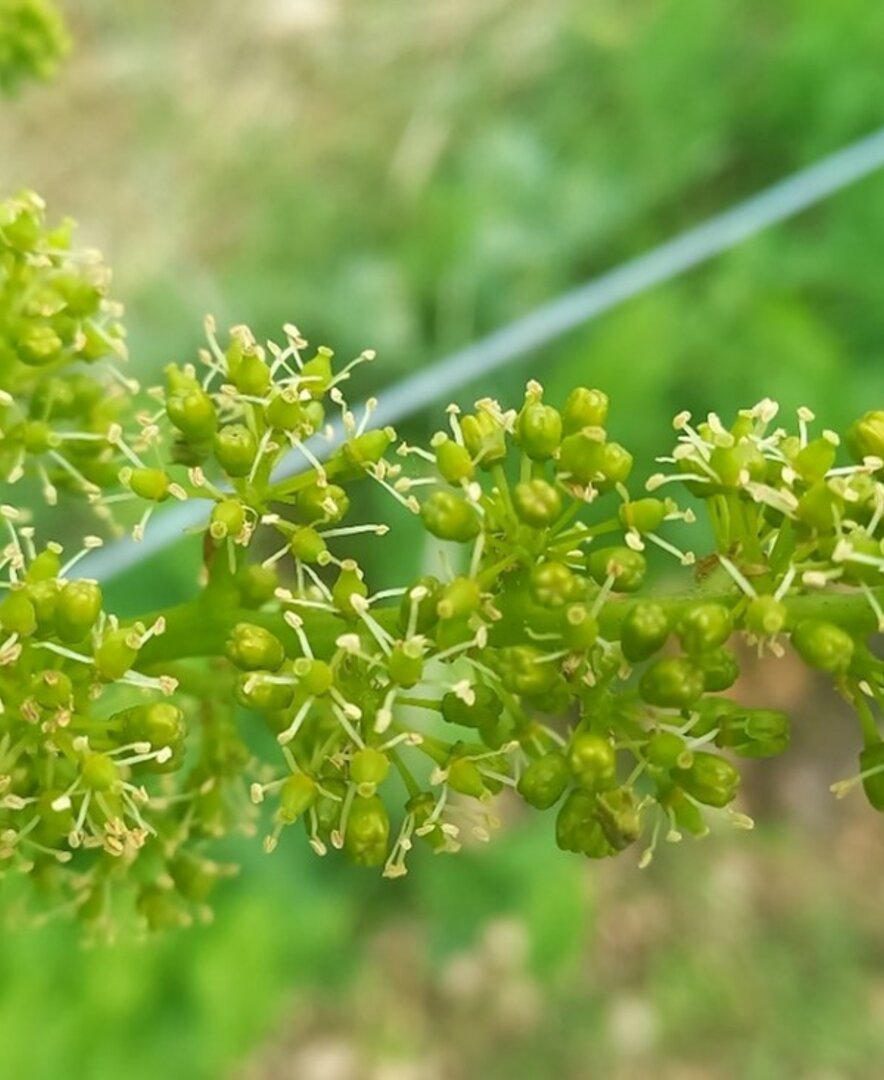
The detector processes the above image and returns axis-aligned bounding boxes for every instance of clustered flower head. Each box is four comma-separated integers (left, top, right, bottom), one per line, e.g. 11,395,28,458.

2,190,884,933
0,0,68,96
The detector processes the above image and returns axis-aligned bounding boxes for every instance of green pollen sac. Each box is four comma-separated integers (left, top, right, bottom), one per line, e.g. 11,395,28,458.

293,657,334,696
164,368,218,441
512,478,562,527
434,437,475,484
94,626,141,680
420,490,481,543
235,563,279,609
846,410,884,464
619,601,670,662
562,387,609,434
587,546,647,592
646,731,693,770
460,410,508,468
697,646,740,692
561,603,598,651
516,401,563,460
639,656,705,710
677,603,733,655
297,482,349,524
0,586,37,637
226,622,286,672
55,579,103,643
126,467,170,502
350,747,390,794
344,794,390,867
568,732,617,791
745,594,787,637
619,497,667,534
236,674,294,713
81,752,120,793
210,498,246,540
265,387,307,431
530,560,578,609
792,437,837,483
31,668,73,709
791,619,854,674
446,758,487,799
277,773,318,823
441,685,502,728
555,790,614,858
332,561,368,618
290,526,327,564
213,424,258,478
496,645,559,696
388,641,424,688
437,576,481,621
673,751,740,808
517,751,570,809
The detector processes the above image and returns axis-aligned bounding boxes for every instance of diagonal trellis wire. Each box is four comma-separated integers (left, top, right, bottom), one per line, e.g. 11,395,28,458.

80,124,884,582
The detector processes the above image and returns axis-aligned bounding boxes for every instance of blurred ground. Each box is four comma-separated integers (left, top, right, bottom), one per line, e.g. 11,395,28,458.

2,2,884,1078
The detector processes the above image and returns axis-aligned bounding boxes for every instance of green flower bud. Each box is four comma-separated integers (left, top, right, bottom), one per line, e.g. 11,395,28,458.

796,482,843,530
297,483,349,524
437,576,481,621
350,747,390,796
290,527,327,564
595,786,641,850
265,387,307,431
165,368,218,441
709,441,766,487
460,411,507,468
126,467,170,502
299,348,334,398
388,641,424,688
339,428,395,475
235,563,279,609
673,752,740,808
677,603,733,655
119,702,187,749
31,669,72,709
639,657,705,709
517,751,570,809
293,657,334,696
35,790,75,844
94,627,140,680
587,547,647,592
399,576,442,633
561,603,598,651
496,645,559,696
846,411,884,463
512,478,562,527
332,560,368,618
55,579,102,643
646,731,693,770
516,401,562,460
236,674,294,712
562,387,609,433
568,732,617,790
745,595,787,637
278,773,318,823
441,685,502,728
793,437,837,483
81,753,120,792
25,547,61,583
619,498,667,534
447,758,486,799
434,437,475,484
529,561,578,609
226,623,285,672
697,646,740,692
420,490,481,543
344,795,390,867
620,601,669,662
717,708,790,758
209,498,246,540
26,578,58,631
213,424,257,478
0,586,36,637
791,619,854,674
555,790,614,858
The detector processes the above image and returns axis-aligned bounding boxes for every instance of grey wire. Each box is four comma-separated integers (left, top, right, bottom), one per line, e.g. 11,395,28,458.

80,125,884,582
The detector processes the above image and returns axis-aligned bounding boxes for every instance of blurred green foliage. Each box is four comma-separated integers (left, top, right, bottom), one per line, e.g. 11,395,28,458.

3,0,884,1076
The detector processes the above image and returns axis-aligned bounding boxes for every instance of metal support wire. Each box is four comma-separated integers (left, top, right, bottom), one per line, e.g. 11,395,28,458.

80,125,884,582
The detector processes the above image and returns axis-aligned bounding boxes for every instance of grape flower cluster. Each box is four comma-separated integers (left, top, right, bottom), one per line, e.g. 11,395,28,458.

1,190,884,932
0,0,68,96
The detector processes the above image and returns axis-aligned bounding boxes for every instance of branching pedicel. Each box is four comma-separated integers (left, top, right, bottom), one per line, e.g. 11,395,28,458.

1,190,884,933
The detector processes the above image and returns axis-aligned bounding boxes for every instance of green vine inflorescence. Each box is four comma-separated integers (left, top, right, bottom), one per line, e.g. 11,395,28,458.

1,188,884,932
